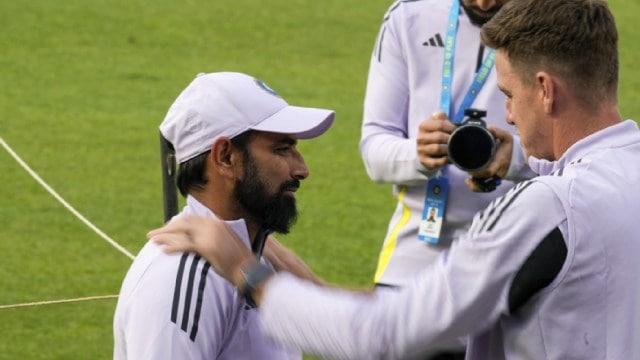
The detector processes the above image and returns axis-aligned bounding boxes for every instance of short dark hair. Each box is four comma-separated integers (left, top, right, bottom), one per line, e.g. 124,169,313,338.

176,130,256,197
480,0,618,109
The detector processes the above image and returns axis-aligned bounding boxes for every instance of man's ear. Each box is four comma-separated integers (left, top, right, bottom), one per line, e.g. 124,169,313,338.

210,137,237,178
537,71,555,114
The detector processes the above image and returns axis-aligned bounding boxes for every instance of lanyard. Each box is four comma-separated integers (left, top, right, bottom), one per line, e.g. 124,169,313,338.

439,0,496,124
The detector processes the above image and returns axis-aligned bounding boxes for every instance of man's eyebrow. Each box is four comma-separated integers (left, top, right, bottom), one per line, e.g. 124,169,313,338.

276,137,297,146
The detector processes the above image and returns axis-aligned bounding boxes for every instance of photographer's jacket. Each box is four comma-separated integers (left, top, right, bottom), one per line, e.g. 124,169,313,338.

360,0,532,286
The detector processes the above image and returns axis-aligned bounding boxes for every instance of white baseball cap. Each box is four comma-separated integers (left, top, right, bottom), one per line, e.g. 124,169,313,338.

160,72,336,163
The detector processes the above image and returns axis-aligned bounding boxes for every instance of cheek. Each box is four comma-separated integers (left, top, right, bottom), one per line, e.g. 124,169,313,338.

510,93,535,125
260,162,289,189
511,97,523,117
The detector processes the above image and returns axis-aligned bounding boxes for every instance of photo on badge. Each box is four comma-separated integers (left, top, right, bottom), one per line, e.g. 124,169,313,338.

418,177,449,244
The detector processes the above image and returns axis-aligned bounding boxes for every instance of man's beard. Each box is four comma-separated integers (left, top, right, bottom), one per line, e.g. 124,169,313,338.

460,0,501,26
234,154,299,234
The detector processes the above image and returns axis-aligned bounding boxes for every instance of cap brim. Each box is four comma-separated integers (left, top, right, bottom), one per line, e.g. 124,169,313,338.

250,105,335,139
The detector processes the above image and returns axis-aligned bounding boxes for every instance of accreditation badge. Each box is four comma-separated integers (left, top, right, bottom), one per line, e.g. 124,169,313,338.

418,177,449,244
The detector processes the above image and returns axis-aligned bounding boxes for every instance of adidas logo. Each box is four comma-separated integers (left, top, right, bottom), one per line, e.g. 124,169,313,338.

423,33,444,47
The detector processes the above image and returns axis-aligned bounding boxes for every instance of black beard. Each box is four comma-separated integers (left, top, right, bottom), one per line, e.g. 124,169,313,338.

234,154,299,234
460,0,501,26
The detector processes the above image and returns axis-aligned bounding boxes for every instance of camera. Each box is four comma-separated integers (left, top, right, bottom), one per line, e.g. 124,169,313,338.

447,108,496,172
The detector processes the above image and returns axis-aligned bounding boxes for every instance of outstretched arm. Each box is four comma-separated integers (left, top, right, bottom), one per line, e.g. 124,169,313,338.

263,236,325,286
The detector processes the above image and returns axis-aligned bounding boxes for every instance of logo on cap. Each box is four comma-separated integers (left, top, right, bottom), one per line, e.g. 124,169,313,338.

254,78,281,98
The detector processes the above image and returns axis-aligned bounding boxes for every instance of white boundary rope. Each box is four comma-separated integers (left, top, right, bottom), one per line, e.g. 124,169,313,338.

0,295,119,310
1,136,137,310
0,136,135,260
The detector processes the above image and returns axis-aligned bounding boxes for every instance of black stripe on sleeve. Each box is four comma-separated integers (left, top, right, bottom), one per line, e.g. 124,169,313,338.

376,27,386,62
471,181,534,235
170,253,212,342
476,191,508,227
378,0,424,61
486,181,535,232
190,261,211,341
508,227,567,313
171,253,189,323
181,255,201,331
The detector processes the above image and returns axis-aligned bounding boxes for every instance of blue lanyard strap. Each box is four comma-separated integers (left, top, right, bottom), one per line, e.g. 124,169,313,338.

439,0,496,124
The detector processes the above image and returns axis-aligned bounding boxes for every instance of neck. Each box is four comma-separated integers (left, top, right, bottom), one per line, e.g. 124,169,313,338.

190,190,263,246
251,227,271,256
553,102,622,159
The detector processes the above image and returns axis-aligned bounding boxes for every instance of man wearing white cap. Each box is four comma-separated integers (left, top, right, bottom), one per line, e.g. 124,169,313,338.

113,72,334,359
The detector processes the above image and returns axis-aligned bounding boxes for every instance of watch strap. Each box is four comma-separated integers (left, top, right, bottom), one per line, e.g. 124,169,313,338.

240,262,275,307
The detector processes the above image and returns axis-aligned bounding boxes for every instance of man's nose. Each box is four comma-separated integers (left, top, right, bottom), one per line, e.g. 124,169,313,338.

291,152,309,180
505,100,515,125
476,0,496,10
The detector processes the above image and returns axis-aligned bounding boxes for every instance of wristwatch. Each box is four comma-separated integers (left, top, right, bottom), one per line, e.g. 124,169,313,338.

471,175,502,192
240,262,275,307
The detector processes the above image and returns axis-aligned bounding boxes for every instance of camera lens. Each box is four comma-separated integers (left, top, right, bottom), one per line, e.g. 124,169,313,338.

448,125,495,171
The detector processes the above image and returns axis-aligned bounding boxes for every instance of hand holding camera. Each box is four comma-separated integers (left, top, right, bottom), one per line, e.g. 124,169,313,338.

447,109,503,192
416,111,458,170
417,109,511,192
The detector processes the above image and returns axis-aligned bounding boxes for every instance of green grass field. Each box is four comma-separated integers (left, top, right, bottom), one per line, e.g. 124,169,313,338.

1,0,638,359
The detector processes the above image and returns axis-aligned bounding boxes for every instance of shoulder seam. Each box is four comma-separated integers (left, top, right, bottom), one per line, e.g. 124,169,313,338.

383,0,427,21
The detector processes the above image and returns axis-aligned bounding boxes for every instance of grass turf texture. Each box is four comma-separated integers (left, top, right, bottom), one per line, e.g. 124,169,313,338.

1,0,638,358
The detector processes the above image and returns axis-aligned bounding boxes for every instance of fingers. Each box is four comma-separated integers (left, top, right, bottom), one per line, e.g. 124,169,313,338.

417,111,457,170
429,111,453,124
146,215,254,285
488,126,512,144
147,216,194,239
419,111,457,134
147,215,221,238
469,164,496,179
152,232,196,253
465,178,482,192
147,215,229,253
418,149,450,170
467,126,513,180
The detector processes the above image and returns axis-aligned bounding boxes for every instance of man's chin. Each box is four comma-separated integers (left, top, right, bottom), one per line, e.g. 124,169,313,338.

461,2,501,26
472,11,496,23
263,200,297,234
